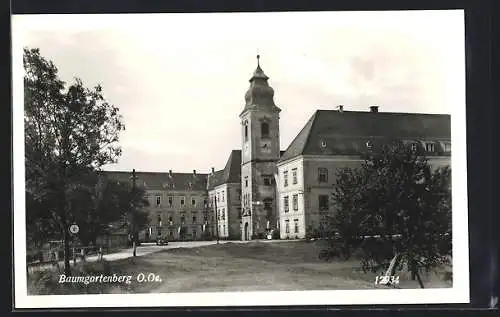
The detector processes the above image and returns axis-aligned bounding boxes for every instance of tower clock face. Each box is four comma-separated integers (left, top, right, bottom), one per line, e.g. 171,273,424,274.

260,140,271,153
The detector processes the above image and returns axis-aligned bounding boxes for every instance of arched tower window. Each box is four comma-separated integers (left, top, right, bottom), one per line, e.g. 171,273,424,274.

261,122,269,139
244,124,248,142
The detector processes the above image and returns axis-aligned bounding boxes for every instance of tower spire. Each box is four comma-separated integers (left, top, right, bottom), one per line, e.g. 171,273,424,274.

257,54,260,68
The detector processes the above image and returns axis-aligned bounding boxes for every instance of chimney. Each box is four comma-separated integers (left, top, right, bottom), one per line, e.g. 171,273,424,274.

211,167,215,174
369,105,379,113
338,105,344,112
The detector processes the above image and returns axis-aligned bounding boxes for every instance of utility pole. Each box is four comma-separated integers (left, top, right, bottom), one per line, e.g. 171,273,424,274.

130,169,138,257
214,194,219,244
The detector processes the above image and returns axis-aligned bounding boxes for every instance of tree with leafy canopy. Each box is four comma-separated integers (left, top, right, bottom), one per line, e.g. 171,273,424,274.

24,47,125,275
65,172,150,247
323,141,451,288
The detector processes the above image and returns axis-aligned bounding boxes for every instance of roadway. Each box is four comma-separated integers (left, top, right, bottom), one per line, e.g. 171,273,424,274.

27,239,298,273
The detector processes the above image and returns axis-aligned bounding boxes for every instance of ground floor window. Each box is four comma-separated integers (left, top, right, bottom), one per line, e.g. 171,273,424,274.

285,220,290,233
294,219,299,233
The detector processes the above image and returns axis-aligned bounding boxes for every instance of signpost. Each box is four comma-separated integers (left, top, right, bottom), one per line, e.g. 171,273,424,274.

69,224,79,235
69,224,79,265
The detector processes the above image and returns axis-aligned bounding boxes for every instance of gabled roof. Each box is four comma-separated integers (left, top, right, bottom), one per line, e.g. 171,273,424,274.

206,169,224,190
103,171,208,191
207,150,242,190
279,110,451,163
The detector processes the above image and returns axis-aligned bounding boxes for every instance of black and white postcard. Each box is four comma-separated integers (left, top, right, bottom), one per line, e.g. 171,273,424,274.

12,10,469,308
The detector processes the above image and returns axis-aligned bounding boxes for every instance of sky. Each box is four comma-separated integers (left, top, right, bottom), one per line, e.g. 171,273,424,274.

12,10,465,174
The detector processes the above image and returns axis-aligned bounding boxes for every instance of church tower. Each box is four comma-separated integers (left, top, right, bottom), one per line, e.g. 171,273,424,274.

240,55,281,240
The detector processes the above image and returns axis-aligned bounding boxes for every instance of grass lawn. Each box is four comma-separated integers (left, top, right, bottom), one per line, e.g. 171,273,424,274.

28,240,452,294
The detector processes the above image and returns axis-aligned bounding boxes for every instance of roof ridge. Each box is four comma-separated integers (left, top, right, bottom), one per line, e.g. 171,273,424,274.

102,170,209,175
316,109,450,116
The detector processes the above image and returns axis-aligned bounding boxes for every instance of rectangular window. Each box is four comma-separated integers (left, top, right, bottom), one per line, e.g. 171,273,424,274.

180,197,185,206
284,196,289,212
192,216,196,223
318,168,328,183
203,199,207,206
169,230,173,237
263,175,273,186
264,199,272,210
156,195,161,207
223,224,226,235
292,168,298,185
168,216,173,223
426,143,435,152
319,195,329,211
292,194,298,211
191,198,196,206
245,176,249,188
222,191,225,202
217,209,221,220
283,171,289,187
168,196,173,207
157,227,162,236
192,230,197,238
285,220,290,233
294,219,299,233
157,214,162,223
261,122,270,138
222,208,225,220
237,190,241,201
411,143,418,151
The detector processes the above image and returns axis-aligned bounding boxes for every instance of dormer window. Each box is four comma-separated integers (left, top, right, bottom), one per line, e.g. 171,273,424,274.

411,143,418,152
366,140,373,149
261,122,270,139
426,143,435,152
320,140,327,148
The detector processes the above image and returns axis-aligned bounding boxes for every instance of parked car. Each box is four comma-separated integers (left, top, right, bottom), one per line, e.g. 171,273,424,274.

156,236,168,246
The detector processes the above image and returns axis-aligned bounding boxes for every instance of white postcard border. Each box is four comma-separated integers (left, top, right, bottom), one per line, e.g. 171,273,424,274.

12,12,469,309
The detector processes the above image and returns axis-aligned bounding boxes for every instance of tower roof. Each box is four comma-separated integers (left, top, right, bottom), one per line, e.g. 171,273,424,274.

250,55,269,81
241,55,281,116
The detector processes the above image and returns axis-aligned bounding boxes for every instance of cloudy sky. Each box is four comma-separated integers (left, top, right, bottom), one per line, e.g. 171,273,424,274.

13,10,465,173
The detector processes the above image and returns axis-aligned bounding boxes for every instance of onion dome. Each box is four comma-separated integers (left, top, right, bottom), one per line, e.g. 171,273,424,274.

243,55,280,113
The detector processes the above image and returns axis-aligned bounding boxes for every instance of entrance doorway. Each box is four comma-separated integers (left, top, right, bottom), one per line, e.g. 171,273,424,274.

244,222,249,241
